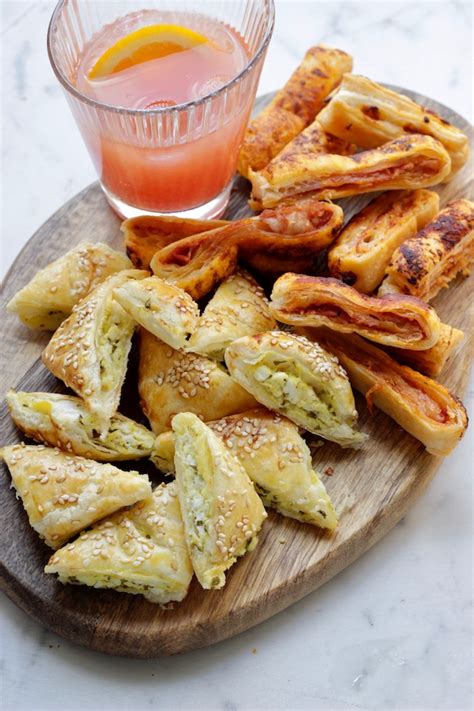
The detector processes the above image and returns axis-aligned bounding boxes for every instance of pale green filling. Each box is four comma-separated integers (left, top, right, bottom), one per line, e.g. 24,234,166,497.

98,305,132,393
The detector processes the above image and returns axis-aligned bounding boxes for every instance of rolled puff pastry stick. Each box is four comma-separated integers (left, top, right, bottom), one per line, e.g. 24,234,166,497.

113,276,199,350
379,199,474,301
1,443,151,549
138,329,256,435
270,274,442,350
386,323,464,378
328,189,440,293
7,242,132,330
249,135,452,209
172,412,267,590
237,46,353,177
187,270,276,361
317,74,470,176
225,331,366,448
6,390,155,461
45,482,194,605
302,328,468,456
42,270,148,431
152,408,338,530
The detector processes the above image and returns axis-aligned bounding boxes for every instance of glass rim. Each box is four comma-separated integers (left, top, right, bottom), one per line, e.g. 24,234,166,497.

47,0,275,116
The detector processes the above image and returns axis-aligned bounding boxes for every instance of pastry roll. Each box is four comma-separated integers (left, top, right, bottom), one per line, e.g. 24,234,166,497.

152,408,338,530
7,242,132,330
237,46,353,177
138,329,256,434
386,323,464,378
328,190,440,293
270,274,441,350
225,331,366,447
187,270,276,361
249,135,452,208
317,74,470,176
6,390,155,461
172,412,267,589
42,270,147,430
113,276,199,350
45,482,193,604
379,199,474,301
1,443,151,549
304,329,467,456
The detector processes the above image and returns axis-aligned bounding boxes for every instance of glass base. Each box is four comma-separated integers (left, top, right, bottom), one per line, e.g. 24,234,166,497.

101,182,233,220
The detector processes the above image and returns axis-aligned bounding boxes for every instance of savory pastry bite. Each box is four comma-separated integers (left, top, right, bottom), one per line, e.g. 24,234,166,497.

270,274,441,350
1,443,151,549
138,329,256,434
328,190,440,293
237,45,353,177
152,408,338,531
187,270,276,361
317,74,470,176
386,323,464,378
224,331,366,447
172,412,267,589
113,276,199,350
45,482,193,604
304,328,468,456
7,242,132,330
7,390,155,461
42,270,147,431
379,199,474,301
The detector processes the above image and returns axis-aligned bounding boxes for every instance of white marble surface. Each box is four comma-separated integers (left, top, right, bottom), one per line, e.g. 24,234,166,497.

1,1,473,710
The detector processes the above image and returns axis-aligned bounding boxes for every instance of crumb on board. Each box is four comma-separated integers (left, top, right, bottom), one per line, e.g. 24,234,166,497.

324,466,334,476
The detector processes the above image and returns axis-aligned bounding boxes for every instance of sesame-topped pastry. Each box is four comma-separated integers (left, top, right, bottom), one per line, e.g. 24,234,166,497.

7,242,132,330
1,443,151,549
138,329,256,435
152,408,338,530
187,270,276,361
6,390,155,461
45,482,193,605
172,413,267,589
113,276,199,350
42,270,147,431
225,331,366,447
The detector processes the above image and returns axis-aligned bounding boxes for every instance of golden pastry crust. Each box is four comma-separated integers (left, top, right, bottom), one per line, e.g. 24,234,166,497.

386,323,464,377
225,331,366,447
270,274,441,350
45,482,193,604
138,329,256,434
6,390,155,461
7,242,132,330
379,199,474,301
1,443,151,549
172,412,267,590
317,74,470,176
249,135,452,208
328,190,440,293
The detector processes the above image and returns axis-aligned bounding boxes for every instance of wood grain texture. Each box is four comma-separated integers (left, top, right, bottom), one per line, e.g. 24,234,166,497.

0,89,472,658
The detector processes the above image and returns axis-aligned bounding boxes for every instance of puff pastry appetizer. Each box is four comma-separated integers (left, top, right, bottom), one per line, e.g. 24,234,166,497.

1,443,151,549
270,274,441,350
379,199,474,301
153,408,338,530
305,329,467,456
172,412,267,589
138,329,256,434
42,270,147,430
225,331,366,447
7,390,155,461
237,46,353,177
45,482,193,604
317,74,470,176
113,276,199,350
328,190,440,293
187,270,276,361
386,323,464,378
7,242,132,330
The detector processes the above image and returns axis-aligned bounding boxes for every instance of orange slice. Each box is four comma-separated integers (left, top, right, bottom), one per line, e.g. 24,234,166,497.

88,24,209,79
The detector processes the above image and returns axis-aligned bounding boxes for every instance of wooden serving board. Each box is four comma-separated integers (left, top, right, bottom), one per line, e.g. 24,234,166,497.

0,90,472,658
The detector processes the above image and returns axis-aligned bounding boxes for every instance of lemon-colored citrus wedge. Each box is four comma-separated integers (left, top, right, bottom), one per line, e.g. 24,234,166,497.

88,24,209,79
